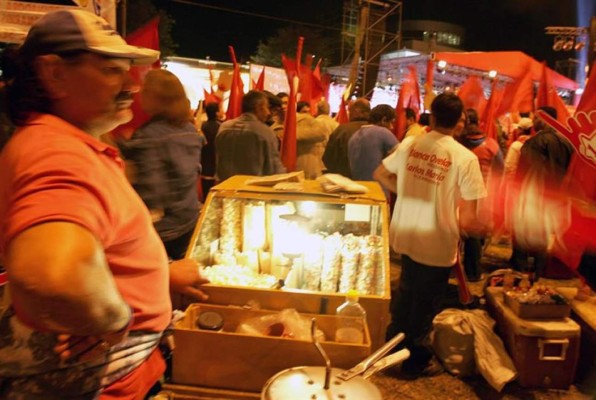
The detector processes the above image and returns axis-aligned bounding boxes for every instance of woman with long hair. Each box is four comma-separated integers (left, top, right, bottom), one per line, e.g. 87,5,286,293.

119,69,205,260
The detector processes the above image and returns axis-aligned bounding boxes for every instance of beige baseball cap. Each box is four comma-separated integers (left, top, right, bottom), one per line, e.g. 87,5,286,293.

21,9,160,65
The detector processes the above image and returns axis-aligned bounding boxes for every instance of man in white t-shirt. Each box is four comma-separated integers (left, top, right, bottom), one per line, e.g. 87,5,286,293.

374,93,487,377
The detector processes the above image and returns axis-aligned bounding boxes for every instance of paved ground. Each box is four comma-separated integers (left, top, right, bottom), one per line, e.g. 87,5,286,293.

369,238,594,400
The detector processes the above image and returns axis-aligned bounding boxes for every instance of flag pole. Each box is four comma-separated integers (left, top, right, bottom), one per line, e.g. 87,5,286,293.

118,0,127,36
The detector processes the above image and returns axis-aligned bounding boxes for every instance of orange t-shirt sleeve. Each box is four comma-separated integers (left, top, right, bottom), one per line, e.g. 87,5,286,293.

4,139,112,246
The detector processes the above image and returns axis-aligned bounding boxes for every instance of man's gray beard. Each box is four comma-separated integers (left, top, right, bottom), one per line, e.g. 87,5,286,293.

86,109,133,138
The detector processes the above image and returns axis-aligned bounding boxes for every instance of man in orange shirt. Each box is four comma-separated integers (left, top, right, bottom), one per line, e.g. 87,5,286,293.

0,10,208,399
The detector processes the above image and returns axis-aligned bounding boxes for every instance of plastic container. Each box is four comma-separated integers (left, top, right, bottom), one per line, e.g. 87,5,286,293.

486,287,580,389
335,290,367,344
195,311,224,331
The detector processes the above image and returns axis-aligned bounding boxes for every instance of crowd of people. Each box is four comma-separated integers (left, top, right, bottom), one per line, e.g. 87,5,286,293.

0,7,586,399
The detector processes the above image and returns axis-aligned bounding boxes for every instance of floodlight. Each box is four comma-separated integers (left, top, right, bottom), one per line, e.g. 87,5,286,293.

552,36,565,51
562,37,575,51
574,40,586,51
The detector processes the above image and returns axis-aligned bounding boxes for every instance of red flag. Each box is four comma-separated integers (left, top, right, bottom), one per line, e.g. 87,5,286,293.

299,54,314,114
280,37,304,172
310,58,325,111
454,243,473,305
406,65,421,118
225,46,244,120
457,76,487,116
533,62,596,271
575,61,596,113
497,66,533,117
423,59,435,111
538,110,596,199
393,66,419,140
393,84,406,140
335,95,349,124
203,89,220,105
536,61,571,122
425,59,434,90
253,67,265,91
112,17,160,139
509,63,595,274
126,17,160,69
480,79,504,140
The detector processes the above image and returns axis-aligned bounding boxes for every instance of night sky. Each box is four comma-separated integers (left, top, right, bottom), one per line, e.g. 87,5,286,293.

13,0,593,69
153,0,590,69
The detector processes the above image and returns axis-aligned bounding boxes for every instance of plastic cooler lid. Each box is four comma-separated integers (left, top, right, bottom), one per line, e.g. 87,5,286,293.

486,287,580,338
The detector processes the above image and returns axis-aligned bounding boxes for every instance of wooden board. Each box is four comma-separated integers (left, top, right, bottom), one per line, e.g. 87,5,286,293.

173,285,390,350
158,383,260,400
172,304,371,393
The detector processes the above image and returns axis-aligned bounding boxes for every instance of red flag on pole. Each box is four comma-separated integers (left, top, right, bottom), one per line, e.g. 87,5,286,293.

480,79,504,140
393,66,419,140
335,95,349,124
425,59,434,90
423,59,435,111
203,89,220,105
457,76,487,116
406,65,421,119
496,66,533,117
253,67,265,91
531,61,596,272
299,54,314,107
112,17,160,139
536,108,596,270
393,84,406,140
576,62,596,112
454,243,474,305
536,61,571,122
310,58,325,111
226,46,244,120
280,37,304,172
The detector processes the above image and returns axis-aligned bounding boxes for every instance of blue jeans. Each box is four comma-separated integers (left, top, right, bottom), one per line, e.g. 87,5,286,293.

386,255,451,370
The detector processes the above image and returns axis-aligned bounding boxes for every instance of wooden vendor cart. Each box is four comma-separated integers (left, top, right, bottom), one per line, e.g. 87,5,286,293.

170,175,392,394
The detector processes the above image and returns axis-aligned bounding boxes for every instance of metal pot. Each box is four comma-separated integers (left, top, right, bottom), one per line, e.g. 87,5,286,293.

261,320,410,400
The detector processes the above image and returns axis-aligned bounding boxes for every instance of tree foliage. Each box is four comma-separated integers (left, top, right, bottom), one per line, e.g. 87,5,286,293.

251,26,338,68
126,0,177,57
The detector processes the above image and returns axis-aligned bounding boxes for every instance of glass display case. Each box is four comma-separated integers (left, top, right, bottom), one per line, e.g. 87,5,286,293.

184,175,391,348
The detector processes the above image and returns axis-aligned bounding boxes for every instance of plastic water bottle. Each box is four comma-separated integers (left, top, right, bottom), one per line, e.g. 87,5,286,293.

335,290,367,344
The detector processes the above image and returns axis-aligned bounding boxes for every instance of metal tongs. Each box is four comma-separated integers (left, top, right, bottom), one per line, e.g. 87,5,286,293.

336,332,410,381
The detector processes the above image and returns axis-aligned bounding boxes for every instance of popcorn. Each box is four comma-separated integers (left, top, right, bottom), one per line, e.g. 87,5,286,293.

202,265,277,288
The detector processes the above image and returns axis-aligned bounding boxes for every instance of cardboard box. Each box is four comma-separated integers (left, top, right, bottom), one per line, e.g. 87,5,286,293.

486,288,580,389
504,291,570,319
172,304,371,392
